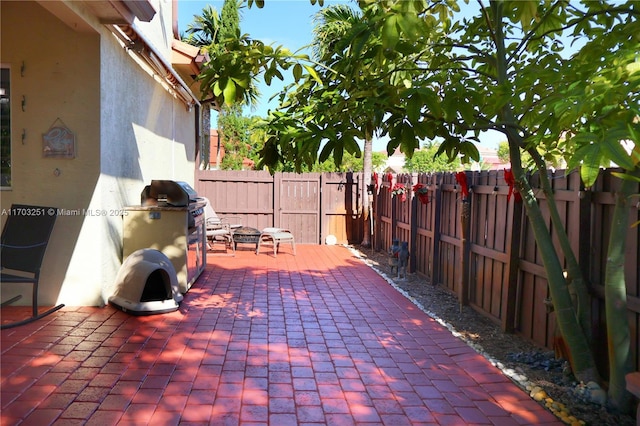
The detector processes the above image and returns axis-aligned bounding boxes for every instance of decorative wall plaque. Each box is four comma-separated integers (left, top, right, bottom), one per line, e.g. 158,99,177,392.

43,118,75,158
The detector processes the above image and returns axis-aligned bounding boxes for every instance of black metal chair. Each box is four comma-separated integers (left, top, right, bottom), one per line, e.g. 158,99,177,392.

1,204,64,329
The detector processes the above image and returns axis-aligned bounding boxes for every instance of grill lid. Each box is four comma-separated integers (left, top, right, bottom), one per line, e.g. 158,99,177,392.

141,180,198,207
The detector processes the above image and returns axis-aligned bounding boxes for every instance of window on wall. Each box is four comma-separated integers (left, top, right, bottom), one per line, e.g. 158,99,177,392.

0,67,10,188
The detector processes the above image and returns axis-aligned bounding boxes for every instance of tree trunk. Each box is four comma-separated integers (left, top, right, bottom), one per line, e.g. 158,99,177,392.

216,111,223,171
361,135,373,247
509,140,599,383
605,172,637,413
492,0,598,384
528,148,592,341
201,103,212,170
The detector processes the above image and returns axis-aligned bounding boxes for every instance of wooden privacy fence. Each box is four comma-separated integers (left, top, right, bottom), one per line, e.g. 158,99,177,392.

195,168,639,373
375,168,639,373
195,170,363,245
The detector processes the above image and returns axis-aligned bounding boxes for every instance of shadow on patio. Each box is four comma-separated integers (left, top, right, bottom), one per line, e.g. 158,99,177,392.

1,245,561,425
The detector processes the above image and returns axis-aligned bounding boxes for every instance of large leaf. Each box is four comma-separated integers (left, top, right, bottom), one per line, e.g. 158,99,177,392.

505,0,539,30
319,139,335,163
293,63,303,82
212,79,223,97
381,15,399,50
572,144,602,187
303,65,323,84
406,94,422,122
396,12,422,41
602,136,635,170
343,136,361,155
435,137,459,163
231,76,249,89
566,133,598,169
459,140,480,163
223,79,237,105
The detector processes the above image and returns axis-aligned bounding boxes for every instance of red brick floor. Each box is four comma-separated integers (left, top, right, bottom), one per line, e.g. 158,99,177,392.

1,245,561,425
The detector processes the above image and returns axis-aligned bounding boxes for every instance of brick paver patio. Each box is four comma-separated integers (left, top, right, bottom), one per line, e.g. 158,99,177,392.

1,245,561,425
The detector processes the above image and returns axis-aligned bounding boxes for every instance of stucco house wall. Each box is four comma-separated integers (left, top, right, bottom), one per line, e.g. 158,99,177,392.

0,0,200,307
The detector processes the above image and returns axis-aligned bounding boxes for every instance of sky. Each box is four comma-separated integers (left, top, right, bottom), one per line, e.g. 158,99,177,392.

177,0,340,117
176,0,503,151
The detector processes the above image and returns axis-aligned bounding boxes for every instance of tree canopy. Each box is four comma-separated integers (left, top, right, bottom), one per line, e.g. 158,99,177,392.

196,0,640,408
247,0,639,410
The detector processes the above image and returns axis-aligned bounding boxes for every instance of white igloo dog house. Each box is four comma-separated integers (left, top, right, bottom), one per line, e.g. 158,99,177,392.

109,249,183,315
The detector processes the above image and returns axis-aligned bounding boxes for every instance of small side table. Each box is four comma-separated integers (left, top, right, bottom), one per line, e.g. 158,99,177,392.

232,227,261,250
256,228,296,257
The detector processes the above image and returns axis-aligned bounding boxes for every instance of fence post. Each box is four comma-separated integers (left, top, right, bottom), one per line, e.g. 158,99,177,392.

373,185,382,251
431,174,443,285
577,178,592,284
410,173,418,273
391,176,398,242
498,166,524,333
273,172,281,228
458,171,472,307
502,186,523,333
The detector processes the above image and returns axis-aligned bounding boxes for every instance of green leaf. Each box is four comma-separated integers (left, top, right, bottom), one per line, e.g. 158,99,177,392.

435,137,458,163
333,146,344,168
259,138,279,171
223,79,237,105
507,0,539,30
611,172,640,183
396,13,421,41
231,77,249,89
293,64,303,82
350,27,371,59
303,65,322,85
382,15,399,50
319,140,335,163
406,95,422,122
459,141,480,163
458,98,476,124
574,144,602,187
421,88,441,118
212,80,223,97
602,138,635,170
264,68,273,86
343,136,361,155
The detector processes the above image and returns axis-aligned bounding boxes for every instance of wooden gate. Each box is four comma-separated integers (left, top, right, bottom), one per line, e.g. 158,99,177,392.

321,173,362,245
195,170,364,245
275,173,321,244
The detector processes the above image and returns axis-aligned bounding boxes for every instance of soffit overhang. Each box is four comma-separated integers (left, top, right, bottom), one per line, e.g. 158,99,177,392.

82,0,156,24
37,0,156,32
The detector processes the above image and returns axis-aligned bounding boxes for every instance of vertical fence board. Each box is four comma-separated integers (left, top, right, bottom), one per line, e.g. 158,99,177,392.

519,272,535,340
503,187,522,333
413,174,429,278
394,174,412,248
491,260,503,319
532,275,551,348
431,178,443,285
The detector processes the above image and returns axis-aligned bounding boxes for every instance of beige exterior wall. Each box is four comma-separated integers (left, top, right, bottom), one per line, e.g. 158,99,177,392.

1,0,198,307
135,0,174,60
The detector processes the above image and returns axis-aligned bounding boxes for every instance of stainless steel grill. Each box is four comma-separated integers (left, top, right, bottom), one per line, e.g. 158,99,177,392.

142,180,205,228
123,180,206,294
